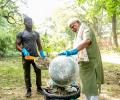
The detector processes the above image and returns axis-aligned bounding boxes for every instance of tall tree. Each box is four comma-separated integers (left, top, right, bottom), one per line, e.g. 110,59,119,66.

0,0,24,56
76,0,120,47
0,0,23,25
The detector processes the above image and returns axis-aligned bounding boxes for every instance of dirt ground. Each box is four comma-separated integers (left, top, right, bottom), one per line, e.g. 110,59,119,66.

99,63,120,100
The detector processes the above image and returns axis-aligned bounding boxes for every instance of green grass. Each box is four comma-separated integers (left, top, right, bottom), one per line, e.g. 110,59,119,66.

100,49,120,54
0,57,23,88
103,62,120,69
0,57,49,89
0,57,120,89
0,57,120,99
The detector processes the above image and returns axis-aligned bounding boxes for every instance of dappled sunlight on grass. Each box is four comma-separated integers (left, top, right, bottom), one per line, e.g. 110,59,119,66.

101,53,120,64
100,62,120,99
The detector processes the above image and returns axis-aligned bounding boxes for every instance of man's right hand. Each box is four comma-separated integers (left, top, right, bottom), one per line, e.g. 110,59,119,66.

22,48,30,56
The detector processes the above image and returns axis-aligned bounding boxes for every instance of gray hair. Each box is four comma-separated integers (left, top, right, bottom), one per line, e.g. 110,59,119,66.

67,17,80,27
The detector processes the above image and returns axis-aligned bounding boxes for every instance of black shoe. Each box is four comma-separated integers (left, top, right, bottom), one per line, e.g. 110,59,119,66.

25,89,31,97
37,87,43,94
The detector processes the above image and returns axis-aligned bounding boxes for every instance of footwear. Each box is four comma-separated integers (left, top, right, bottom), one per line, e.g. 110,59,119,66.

37,87,43,94
25,89,31,97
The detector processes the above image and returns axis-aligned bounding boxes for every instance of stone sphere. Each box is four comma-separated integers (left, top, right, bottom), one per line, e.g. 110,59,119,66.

49,56,77,87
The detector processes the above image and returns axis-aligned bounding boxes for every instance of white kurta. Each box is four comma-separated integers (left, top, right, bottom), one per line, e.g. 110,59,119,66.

73,24,89,62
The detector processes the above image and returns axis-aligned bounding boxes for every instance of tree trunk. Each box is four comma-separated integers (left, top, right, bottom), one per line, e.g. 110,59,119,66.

112,14,118,47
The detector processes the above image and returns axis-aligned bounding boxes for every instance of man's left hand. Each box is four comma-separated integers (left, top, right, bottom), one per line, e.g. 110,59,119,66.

40,50,46,59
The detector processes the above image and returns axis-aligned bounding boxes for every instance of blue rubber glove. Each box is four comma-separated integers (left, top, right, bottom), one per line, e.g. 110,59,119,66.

22,48,30,56
58,48,78,56
58,51,66,56
40,50,46,59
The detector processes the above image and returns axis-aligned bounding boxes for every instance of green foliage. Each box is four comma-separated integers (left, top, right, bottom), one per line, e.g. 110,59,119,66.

0,30,12,57
0,0,24,57
40,32,68,56
112,46,120,53
0,23,24,57
105,0,120,15
76,0,85,5
75,0,120,47
76,0,120,17
0,0,23,25
65,27,76,47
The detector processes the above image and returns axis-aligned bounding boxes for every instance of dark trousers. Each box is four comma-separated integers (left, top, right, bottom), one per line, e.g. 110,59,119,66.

22,59,42,90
